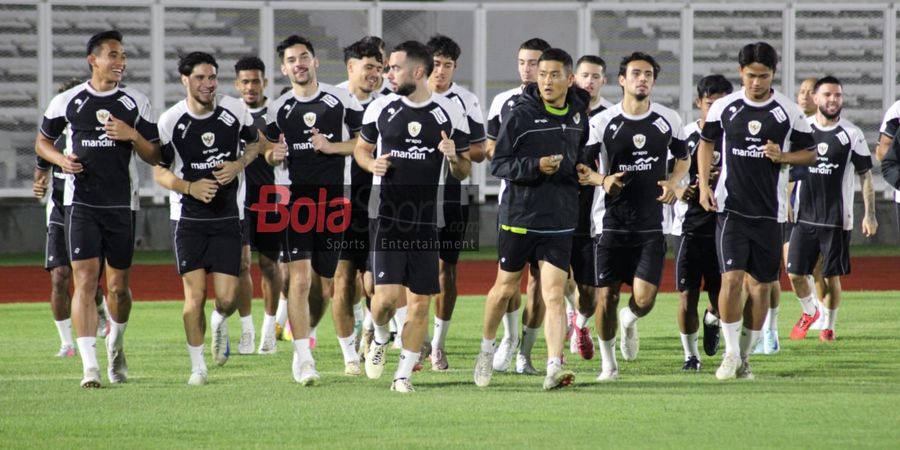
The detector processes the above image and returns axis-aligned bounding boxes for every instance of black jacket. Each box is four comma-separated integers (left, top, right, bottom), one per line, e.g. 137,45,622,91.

491,83,591,231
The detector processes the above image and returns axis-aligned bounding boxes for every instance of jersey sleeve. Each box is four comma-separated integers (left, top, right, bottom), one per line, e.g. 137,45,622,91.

465,94,486,144
359,98,384,144
699,99,725,143
667,112,688,160
787,110,815,152
35,155,51,170
134,94,160,143
342,93,364,134
582,115,606,167
451,106,471,154
490,113,541,182
486,93,505,140
240,105,259,144
880,101,900,138
157,112,175,168
850,127,873,174
40,92,70,141
264,97,284,143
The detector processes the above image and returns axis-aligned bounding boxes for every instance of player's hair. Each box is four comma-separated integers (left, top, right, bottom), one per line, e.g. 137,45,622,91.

618,52,660,80
277,35,315,60
519,38,551,52
538,48,573,74
58,78,82,93
426,35,461,62
814,75,843,92
178,51,218,77
86,30,122,55
393,40,434,77
576,55,607,73
697,74,733,99
343,39,383,64
738,42,778,72
280,86,292,96
361,36,385,52
234,56,265,75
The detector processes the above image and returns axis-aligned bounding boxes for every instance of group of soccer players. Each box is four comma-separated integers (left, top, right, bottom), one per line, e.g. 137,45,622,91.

34,28,884,392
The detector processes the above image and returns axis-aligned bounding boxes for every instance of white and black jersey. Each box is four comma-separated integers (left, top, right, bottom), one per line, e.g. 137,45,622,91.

700,90,815,222
333,83,385,199
575,100,613,236
589,98,614,118
672,120,722,236
588,102,688,235
158,95,258,221
264,83,363,187
242,103,278,209
438,83,486,205
40,82,158,210
36,135,71,226
794,117,872,230
878,100,900,204
486,86,523,140
359,93,470,226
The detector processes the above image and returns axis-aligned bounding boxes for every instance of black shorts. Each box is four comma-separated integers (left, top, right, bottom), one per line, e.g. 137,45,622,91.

172,218,242,276
715,213,781,283
787,223,851,277
45,222,69,270
242,208,282,261
371,217,440,295
570,235,595,286
594,232,666,287
674,233,721,292
782,221,793,245
338,211,370,272
438,204,470,265
65,205,134,270
497,228,572,273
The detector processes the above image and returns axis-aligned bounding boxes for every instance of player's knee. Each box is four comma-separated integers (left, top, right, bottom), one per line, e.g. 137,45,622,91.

50,266,72,290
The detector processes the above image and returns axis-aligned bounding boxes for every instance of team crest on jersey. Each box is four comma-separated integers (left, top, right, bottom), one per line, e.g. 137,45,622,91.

408,121,422,137
817,142,829,156
573,112,581,125
96,109,110,124
748,120,762,136
303,112,316,127
201,132,215,147
633,134,646,149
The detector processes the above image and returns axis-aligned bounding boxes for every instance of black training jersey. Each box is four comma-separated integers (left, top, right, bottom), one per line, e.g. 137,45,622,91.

242,103,280,209
588,102,687,235
878,100,900,204
265,83,363,188
37,135,70,226
487,86,523,140
438,83,486,205
700,90,815,222
795,117,872,230
40,82,158,210
360,93,470,226
574,100,613,236
158,95,258,221
672,120,722,236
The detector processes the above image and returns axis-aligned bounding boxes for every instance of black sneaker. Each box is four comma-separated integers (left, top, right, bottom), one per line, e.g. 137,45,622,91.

682,356,701,371
703,310,720,356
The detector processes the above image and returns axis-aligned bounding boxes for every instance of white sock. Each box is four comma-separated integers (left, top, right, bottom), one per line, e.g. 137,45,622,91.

620,307,639,329
721,320,742,356
337,333,359,363
520,326,540,357
768,307,779,331
547,356,562,371
739,327,761,359
704,310,719,326
502,310,519,341
432,317,450,350
353,302,364,325
480,337,495,353
55,319,74,347
107,320,127,351
599,338,617,371
240,315,254,334
575,312,591,329
293,338,313,363
825,308,838,330
310,326,318,340
373,321,391,345
210,310,226,335
817,299,827,315
275,297,288,326
394,306,408,334
187,343,206,373
261,314,275,338
797,294,817,316
76,336,99,374
394,349,420,380
363,307,374,331
680,332,699,359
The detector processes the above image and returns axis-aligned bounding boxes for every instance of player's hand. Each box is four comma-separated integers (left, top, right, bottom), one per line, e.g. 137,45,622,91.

862,213,878,237
60,154,83,174
33,171,49,199
676,183,697,202
188,178,219,203
213,160,243,185
699,185,717,212
603,171,625,196
309,128,332,154
764,139,783,163
269,134,288,165
657,179,678,204
709,168,721,187
539,154,562,175
104,115,137,142
576,163,603,186
439,130,457,162
370,153,391,176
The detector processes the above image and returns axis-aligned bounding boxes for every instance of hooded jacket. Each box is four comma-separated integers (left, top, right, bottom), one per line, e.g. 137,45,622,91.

491,83,591,231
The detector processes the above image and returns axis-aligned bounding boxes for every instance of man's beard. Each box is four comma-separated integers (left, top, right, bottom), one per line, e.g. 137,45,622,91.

819,105,842,120
395,81,416,96
634,92,648,102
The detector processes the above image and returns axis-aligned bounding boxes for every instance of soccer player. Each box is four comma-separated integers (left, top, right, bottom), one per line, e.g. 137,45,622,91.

34,79,109,358
154,52,263,385
425,34,487,370
787,76,877,342
474,48,589,391
484,38,552,375
264,35,363,384
35,30,160,388
697,42,816,380
874,101,900,238
579,52,689,381
568,54,613,360
354,40,471,393
796,78,817,117
671,74,732,369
